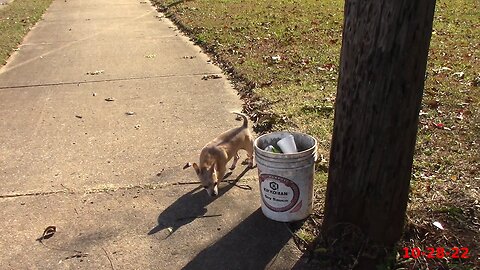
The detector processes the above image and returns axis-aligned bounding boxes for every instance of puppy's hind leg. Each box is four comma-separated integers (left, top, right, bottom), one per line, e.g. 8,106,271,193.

245,139,254,168
229,152,240,171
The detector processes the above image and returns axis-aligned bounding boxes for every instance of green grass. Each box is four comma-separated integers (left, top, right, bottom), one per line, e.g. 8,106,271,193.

154,0,479,268
0,0,53,65
156,0,343,154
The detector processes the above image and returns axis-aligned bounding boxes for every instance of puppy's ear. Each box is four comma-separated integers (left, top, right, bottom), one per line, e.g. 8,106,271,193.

192,163,200,175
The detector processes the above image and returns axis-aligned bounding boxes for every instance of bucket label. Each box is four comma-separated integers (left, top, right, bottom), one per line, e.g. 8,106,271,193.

259,174,300,212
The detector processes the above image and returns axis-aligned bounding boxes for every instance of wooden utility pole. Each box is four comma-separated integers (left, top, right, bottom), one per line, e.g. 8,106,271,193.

322,0,436,268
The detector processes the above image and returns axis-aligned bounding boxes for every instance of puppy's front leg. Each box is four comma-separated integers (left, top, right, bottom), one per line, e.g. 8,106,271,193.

216,164,227,182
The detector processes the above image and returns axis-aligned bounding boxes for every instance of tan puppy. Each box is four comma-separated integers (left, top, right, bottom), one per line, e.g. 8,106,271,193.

192,112,254,196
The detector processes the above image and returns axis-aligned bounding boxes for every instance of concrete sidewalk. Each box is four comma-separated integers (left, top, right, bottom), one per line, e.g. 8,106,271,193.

0,0,304,269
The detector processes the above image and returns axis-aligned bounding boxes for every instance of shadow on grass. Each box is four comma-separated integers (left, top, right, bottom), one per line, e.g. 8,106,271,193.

147,166,251,236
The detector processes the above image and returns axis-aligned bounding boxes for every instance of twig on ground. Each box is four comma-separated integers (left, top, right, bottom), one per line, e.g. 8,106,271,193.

102,247,116,270
176,214,222,221
63,253,88,260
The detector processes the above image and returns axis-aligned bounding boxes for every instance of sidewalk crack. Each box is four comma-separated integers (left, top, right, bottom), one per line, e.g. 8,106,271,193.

0,178,255,199
0,72,221,90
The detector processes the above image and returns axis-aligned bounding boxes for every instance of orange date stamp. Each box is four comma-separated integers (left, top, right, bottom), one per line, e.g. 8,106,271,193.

402,247,470,259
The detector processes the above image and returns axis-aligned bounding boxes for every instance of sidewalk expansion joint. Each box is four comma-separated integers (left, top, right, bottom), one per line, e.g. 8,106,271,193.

0,178,255,199
0,72,222,90
0,181,194,199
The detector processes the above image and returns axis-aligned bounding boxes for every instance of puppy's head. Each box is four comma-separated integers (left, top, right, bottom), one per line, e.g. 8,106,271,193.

192,163,218,197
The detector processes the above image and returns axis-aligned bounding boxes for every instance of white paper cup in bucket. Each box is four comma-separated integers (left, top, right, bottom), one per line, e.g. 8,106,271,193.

254,132,317,222
277,134,298,154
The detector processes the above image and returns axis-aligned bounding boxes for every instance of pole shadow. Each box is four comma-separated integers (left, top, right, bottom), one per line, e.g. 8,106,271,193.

147,166,252,236
181,208,296,270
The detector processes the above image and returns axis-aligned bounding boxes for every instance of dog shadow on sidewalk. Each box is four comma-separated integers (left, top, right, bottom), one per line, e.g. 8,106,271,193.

147,166,252,236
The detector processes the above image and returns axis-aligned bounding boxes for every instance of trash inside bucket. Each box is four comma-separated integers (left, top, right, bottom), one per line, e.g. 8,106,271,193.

254,132,317,222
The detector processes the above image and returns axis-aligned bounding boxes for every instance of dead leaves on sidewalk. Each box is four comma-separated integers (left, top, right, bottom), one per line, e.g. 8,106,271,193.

86,70,104,75
201,74,222,80
36,225,90,262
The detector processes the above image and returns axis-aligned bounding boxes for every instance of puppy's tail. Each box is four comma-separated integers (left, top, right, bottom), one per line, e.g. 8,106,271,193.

232,111,248,128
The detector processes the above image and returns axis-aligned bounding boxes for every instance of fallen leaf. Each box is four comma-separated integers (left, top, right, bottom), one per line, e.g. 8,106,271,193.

472,76,480,86
271,55,281,63
86,70,104,75
456,111,464,121
318,63,335,71
419,110,428,116
125,111,135,116
183,162,192,170
434,122,445,129
432,66,452,74
37,226,56,241
433,221,444,230
105,97,115,102
425,99,440,109
201,74,222,80
452,71,465,79
259,80,273,87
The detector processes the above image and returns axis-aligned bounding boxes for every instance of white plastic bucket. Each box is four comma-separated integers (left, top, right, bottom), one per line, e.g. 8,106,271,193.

254,132,317,222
